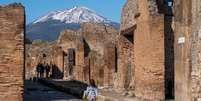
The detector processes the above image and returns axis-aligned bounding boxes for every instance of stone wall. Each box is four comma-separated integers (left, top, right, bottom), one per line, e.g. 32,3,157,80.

120,0,165,100
81,23,118,87
116,35,134,92
133,0,165,100
191,0,201,100
120,0,138,32
57,30,85,80
0,4,24,101
173,0,192,100
81,23,117,55
52,46,64,79
103,42,116,87
118,0,136,96
75,33,85,81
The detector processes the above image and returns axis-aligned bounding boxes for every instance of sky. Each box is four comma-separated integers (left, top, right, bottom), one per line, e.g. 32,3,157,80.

0,0,126,24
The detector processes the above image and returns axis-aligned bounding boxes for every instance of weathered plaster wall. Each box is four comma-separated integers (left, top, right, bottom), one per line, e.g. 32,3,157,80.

173,0,192,100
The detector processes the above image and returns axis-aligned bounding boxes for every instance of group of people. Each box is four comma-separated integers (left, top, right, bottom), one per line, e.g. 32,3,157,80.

35,63,98,101
36,63,51,78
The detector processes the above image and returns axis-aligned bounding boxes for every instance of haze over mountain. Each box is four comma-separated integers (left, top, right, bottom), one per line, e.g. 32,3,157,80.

26,6,120,41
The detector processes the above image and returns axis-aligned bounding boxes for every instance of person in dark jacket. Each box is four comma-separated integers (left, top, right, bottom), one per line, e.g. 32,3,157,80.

36,63,41,78
45,63,50,78
40,63,45,78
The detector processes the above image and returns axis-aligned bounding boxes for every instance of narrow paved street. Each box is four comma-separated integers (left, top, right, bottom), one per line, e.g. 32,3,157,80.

24,80,82,101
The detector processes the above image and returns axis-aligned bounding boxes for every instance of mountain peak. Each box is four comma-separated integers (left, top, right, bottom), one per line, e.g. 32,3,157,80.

27,6,119,41
71,6,91,10
33,6,111,24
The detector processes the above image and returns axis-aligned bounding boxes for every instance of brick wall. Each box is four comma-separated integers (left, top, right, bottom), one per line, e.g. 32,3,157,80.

133,0,165,100
0,4,24,101
116,35,134,91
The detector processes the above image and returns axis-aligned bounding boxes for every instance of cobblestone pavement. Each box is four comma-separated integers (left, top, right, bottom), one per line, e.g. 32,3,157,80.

24,80,82,101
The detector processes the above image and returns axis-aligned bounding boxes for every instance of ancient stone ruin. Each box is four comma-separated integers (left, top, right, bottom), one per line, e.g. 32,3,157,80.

133,0,165,100
118,0,201,100
24,0,201,100
0,3,24,101
2,0,201,101
80,23,118,87
25,23,119,87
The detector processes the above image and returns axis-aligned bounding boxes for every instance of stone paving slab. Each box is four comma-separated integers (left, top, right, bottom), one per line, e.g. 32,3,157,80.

37,79,175,101
24,80,82,101
98,89,134,101
38,79,135,101
38,78,88,98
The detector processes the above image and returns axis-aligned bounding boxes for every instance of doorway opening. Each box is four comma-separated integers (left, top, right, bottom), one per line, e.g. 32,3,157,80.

164,0,174,99
68,48,75,76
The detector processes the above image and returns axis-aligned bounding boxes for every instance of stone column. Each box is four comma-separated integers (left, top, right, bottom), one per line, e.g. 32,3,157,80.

0,4,24,101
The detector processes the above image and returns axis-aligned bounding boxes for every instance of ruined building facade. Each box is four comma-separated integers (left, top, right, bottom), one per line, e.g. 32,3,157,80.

119,0,165,100
119,0,201,100
116,0,136,94
0,4,24,101
25,23,119,88
22,0,201,100
56,30,84,80
80,23,118,87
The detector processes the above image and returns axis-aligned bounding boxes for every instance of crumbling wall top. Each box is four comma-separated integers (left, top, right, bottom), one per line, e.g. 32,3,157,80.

120,0,164,34
120,0,138,33
81,22,118,44
57,30,79,44
0,3,23,8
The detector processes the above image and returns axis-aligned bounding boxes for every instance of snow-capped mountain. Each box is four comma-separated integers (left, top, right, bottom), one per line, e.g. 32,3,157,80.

33,6,112,24
26,6,119,41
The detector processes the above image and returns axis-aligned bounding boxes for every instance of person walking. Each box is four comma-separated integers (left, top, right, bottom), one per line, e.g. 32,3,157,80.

83,79,98,101
40,64,45,78
36,63,41,78
45,63,50,78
